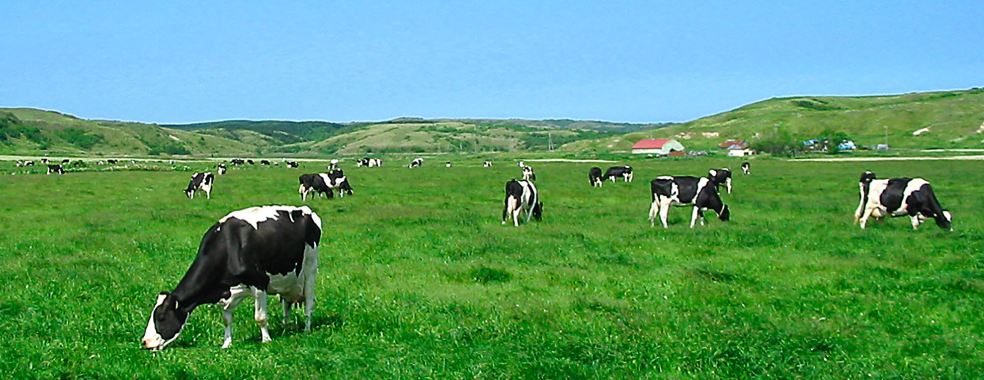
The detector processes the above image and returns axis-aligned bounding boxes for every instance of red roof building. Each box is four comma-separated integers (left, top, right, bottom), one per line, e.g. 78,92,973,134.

631,138,685,155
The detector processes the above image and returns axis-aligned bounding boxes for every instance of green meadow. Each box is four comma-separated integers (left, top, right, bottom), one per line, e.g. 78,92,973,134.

0,157,981,379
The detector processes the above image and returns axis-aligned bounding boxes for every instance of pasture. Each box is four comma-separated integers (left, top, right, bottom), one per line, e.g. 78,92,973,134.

0,158,981,379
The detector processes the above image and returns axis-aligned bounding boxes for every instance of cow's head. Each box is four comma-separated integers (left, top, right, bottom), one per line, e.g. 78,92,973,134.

936,210,953,230
718,204,731,222
860,171,877,183
532,202,543,221
142,292,189,351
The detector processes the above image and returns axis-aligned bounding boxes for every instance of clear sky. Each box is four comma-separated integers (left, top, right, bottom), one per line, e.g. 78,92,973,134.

3,1,982,124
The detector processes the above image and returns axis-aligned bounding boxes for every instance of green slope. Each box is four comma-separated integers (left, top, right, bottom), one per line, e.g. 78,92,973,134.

561,88,984,153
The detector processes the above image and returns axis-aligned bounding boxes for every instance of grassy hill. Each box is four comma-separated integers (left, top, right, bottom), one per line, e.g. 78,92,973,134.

560,88,984,153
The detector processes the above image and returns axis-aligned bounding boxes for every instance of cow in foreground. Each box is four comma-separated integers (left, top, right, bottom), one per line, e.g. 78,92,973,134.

47,165,64,175
502,179,542,227
142,205,321,350
589,167,604,187
708,168,733,194
855,171,952,230
605,166,633,182
298,171,353,200
185,172,214,199
741,162,750,175
649,176,730,228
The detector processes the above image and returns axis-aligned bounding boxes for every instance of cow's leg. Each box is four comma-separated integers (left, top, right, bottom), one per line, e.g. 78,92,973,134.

659,202,671,229
910,214,924,230
218,285,251,348
253,289,272,343
282,297,292,324
859,206,877,229
726,178,732,194
690,206,701,228
648,201,658,227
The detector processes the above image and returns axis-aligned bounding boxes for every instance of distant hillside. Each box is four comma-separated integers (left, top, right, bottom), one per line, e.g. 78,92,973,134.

561,88,984,153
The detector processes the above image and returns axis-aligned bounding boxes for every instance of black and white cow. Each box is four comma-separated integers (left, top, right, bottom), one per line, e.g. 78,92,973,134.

741,162,750,175
649,176,730,228
357,158,382,167
589,167,604,187
522,166,536,181
142,205,321,350
217,164,227,175
409,158,423,169
231,159,246,166
445,162,452,168
502,179,543,227
46,164,63,175
604,166,633,182
708,168,733,194
185,172,214,199
107,159,119,164
327,159,340,172
18,160,34,167
483,161,493,168
247,159,255,165
298,171,353,200
41,158,49,164
261,160,271,165
286,161,300,168
855,171,952,230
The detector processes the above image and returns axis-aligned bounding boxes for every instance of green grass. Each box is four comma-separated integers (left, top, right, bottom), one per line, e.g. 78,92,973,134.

0,157,981,379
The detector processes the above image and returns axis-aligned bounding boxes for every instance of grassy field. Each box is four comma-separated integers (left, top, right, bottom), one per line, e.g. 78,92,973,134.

0,157,981,379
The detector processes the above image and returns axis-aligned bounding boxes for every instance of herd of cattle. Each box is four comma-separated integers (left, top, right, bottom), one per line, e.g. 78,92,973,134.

21,154,932,350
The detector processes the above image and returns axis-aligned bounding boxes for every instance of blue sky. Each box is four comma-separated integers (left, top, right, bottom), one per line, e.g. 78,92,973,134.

3,1,981,124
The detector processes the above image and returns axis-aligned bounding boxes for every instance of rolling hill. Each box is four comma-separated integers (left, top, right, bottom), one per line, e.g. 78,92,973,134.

561,88,984,153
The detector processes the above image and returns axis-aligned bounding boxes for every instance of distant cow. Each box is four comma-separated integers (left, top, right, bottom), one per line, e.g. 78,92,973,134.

261,160,271,165
231,159,246,166
298,171,353,200
708,168,733,194
855,171,952,230
483,161,493,167
502,179,543,227
185,172,214,199
327,159,339,172
522,166,536,181
604,166,633,182
47,165,64,175
357,158,382,167
107,159,118,164
409,158,423,169
649,176,730,228
445,162,452,168
61,159,70,164
22,160,34,166
41,158,49,164
286,161,299,168
217,164,227,175
247,159,255,165
741,162,750,175
589,167,604,187
141,205,321,350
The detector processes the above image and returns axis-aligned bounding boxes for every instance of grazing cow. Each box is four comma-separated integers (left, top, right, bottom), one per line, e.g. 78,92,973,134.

649,176,730,228
261,160,271,165
708,168,733,194
286,161,299,168
185,172,215,199
47,165,64,175
23,160,34,166
409,158,423,169
41,158,49,164
357,158,382,167
231,159,246,166
445,162,452,168
502,179,543,227
107,159,119,164
217,164,227,175
327,159,340,172
484,161,493,167
855,171,952,230
518,161,526,168
141,205,321,351
247,159,255,165
604,166,634,183
298,171,353,200
522,166,536,181
589,167,604,187
741,162,750,175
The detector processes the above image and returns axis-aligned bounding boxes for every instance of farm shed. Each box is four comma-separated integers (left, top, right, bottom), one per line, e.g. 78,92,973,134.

719,139,749,150
632,138,685,155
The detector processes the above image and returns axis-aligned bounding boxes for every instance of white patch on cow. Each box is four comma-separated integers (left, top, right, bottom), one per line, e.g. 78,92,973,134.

218,205,316,230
